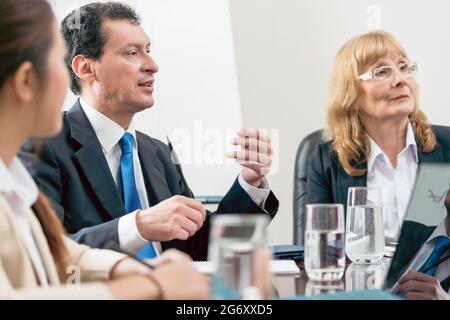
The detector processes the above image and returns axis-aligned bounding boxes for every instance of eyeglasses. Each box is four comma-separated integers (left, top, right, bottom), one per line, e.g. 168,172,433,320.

358,61,418,82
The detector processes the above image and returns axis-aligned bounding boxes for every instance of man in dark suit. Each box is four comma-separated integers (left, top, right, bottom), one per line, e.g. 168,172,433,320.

388,189,450,299
22,2,278,261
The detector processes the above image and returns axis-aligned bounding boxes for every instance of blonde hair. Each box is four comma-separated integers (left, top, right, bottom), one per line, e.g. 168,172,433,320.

326,31,436,176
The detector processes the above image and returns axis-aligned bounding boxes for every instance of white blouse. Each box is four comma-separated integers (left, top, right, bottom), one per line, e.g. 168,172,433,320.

366,122,419,242
0,156,49,287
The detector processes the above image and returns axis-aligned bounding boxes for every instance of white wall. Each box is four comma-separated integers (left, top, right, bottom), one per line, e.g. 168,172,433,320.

228,0,450,245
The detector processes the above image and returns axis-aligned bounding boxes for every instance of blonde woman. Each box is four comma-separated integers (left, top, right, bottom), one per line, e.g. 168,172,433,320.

0,0,208,299
305,31,450,299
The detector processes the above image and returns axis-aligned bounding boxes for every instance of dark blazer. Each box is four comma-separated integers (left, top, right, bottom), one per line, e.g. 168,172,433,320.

306,125,450,210
387,219,450,291
385,220,435,287
21,101,279,261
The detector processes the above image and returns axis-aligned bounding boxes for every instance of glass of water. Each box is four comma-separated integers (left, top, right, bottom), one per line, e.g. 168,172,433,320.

346,187,384,264
208,214,271,299
304,204,345,281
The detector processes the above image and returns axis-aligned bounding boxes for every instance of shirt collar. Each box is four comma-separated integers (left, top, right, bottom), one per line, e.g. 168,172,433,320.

79,98,137,153
426,218,449,242
0,156,38,207
367,136,384,174
367,121,418,173
404,121,418,162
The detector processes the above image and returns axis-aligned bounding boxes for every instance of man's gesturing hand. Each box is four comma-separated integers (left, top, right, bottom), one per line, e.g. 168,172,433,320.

136,195,205,241
226,128,272,188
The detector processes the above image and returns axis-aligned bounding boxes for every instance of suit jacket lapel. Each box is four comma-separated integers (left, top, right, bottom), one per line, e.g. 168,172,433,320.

0,197,41,286
418,141,444,163
68,101,126,220
136,133,172,205
387,221,435,283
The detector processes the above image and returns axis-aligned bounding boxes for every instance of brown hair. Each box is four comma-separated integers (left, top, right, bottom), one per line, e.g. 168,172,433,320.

0,0,68,279
326,31,436,176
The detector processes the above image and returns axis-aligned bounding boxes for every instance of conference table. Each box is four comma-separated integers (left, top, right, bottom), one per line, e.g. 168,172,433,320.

271,258,392,298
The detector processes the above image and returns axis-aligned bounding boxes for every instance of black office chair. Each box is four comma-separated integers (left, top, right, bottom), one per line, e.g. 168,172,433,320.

293,129,325,246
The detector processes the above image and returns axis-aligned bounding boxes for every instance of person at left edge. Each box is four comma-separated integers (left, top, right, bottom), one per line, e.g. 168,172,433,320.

20,2,279,261
392,189,450,299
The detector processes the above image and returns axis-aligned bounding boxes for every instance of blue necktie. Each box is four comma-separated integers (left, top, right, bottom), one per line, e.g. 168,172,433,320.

118,132,157,259
418,236,450,276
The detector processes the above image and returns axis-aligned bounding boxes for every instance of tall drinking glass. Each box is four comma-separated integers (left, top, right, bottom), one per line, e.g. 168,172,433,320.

208,214,271,299
346,187,384,264
304,204,345,281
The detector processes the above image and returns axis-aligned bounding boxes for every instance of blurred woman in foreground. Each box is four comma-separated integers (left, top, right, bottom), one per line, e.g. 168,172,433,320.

0,0,209,300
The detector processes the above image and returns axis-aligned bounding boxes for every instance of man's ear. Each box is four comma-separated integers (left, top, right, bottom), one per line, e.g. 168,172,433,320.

12,61,36,104
72,55,96,87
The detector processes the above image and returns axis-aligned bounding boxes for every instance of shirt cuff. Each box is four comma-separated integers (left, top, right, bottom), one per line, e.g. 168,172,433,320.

118,210,149,255
238,173,271,210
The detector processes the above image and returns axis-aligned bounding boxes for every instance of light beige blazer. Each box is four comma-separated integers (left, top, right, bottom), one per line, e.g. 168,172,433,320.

0,194,127,299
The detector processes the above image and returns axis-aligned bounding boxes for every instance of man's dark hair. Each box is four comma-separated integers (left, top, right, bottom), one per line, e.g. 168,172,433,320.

61,2,141,94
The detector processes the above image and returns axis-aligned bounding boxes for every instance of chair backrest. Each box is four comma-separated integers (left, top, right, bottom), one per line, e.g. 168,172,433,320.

293,129,325,246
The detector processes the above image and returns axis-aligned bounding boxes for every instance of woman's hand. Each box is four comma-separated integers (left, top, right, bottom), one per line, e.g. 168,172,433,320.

109,249,209,300
396,271,450,300
144,248,192,268
148,249,210,299
109,257,150,279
